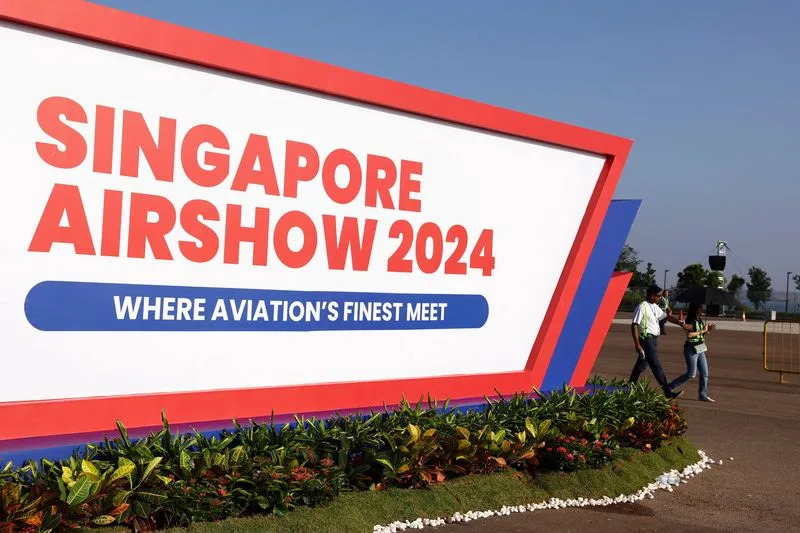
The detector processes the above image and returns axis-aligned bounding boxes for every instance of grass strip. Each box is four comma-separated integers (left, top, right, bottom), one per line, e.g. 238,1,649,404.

140,437,699,533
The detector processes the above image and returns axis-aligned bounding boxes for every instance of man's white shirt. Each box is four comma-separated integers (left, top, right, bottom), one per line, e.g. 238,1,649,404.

632,301,666,337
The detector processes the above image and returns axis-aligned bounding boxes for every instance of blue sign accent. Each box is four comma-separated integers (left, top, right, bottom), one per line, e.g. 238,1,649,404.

24,281,489,332
540,199,640,390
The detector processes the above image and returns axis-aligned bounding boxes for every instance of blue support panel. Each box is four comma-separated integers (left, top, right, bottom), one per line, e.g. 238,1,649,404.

540,199,640,391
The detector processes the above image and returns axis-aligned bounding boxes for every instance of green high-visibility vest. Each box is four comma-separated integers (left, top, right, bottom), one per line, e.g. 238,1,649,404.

639,303,650,339
689,320,705,345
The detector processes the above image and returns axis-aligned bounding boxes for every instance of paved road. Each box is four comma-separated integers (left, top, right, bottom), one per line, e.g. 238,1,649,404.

438,322,800,532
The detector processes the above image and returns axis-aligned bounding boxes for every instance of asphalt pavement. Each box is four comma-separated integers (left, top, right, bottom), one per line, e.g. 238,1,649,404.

436,319,800,532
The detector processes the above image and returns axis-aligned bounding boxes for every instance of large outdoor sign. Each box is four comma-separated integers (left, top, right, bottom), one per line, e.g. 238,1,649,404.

0,0,636,461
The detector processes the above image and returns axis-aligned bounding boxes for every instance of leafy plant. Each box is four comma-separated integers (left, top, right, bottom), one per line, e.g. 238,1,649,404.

0,379,686,531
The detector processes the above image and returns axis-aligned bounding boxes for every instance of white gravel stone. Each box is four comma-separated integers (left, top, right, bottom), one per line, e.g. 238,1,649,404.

373,451,716,532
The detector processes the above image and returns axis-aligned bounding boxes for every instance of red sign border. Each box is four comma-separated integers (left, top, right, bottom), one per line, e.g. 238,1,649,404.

0,0,632,441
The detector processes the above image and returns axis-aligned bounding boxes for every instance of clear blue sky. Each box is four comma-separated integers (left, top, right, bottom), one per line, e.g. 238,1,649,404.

92,0,799,291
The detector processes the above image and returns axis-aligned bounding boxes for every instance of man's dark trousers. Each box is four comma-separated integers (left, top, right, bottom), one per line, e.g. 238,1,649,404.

629,334,670,393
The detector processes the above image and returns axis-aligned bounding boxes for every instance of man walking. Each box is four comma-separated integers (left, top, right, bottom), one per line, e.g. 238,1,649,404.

630,285,691,398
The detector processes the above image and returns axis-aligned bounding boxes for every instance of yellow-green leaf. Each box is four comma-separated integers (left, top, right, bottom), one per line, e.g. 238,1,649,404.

179,450,194,472
109,463,136,483
61,466,74,485
141,457,163,482
525,417,537,438
406,424,420,444
375,457,395,471
65,475,93,506
622,416,635,430
92,515,116,526
230,446,247,465
137,491,167,503
81,459,100,479
156,475,173,485
456,426,470,440
422,428,437,439
112,490,131,506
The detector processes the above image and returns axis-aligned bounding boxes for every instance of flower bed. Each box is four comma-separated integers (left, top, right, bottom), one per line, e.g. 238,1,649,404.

0,381,687,532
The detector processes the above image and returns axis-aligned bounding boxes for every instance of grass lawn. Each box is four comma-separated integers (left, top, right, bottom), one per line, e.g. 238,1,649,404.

112,437,700,533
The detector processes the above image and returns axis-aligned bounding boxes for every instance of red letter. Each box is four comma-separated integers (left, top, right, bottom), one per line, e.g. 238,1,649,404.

179,200,220,263
322,149,362,205
181,124,230,187
127,193,176,260
273,211,317,268
120,111,176,181
416,222,443,274
224,205,269,266
283,140,319,198
100,189,123,257
28,184,95,255
365,154,396,209
93,105,115,174
323,215,377,271
231,134,279,195
35,97,87,169
470,229,495,276
444,225,468,275
398,160,422,212
387,220,413,273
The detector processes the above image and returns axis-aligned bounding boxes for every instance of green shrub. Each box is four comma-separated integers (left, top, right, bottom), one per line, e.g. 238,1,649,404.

0,380,686,531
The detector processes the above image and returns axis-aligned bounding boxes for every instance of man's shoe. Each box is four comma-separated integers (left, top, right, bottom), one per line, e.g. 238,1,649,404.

699,396,715,402
666,389,684,399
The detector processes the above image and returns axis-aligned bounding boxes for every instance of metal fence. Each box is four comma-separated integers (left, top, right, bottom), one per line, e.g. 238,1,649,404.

763,320,800,383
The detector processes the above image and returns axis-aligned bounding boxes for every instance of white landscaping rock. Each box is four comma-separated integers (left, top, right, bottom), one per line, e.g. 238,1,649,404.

372,450,717,533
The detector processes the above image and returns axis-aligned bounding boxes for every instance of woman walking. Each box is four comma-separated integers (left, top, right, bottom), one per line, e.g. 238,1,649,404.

669,302,716,402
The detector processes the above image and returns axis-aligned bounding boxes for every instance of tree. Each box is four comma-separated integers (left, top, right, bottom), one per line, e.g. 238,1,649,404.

746,266,772,310
676,264,710,289
614,244,660,288
705,270,726,289
615,244,656,288
727,274,745,295
793,273,800,291
615,244,641,273
632,262,657,288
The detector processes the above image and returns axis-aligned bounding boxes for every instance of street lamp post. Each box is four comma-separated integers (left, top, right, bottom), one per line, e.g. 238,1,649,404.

787,272,792,313
663,270,670,290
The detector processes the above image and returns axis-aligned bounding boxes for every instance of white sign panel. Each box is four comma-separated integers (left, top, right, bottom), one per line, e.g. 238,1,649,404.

0,22,605,403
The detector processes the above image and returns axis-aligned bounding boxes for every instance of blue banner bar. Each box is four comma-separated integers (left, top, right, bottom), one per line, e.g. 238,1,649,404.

24,281,489,332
